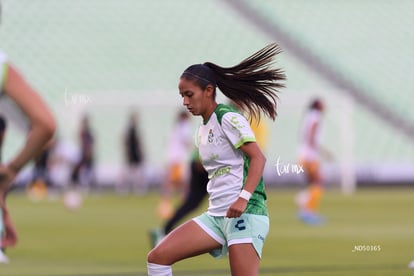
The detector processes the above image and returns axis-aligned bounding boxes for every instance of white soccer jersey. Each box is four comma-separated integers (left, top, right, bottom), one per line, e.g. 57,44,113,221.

196,104,259,216
299,109,322,161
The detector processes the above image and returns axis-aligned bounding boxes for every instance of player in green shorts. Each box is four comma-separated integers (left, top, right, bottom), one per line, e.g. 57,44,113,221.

147,43,285,276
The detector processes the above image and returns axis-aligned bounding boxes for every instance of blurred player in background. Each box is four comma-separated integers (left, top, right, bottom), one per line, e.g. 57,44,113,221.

48,136,78,192
0,50,56,263
65,114,95,209
296,98,329,225
117,111,146,194
147,43,285,276
156,110,192,219
71,114,95,191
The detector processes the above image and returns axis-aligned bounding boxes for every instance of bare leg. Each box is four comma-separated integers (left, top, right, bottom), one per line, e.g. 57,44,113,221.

229,243,260,276
148,220,221,265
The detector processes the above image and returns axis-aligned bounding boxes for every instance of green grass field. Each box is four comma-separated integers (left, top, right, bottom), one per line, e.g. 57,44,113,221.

1,187,413,276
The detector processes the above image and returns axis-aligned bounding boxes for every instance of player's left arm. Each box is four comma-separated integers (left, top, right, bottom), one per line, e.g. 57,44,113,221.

239,141,266,195
226,141,265,218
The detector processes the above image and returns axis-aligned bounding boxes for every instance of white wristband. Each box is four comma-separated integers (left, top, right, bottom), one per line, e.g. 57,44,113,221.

239,189,252,201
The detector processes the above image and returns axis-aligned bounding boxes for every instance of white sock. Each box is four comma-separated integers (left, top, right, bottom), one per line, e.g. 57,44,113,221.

147,262,172,276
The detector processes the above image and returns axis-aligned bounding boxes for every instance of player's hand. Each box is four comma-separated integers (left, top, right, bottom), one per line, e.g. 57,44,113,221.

226,197,248,218
1,204,18,248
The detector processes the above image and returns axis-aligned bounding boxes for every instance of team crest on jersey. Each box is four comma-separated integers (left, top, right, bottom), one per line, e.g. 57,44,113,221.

207,128,223,145
208,129,214,143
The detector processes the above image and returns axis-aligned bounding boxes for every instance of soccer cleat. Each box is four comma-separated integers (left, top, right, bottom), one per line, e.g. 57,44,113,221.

298,211,325,226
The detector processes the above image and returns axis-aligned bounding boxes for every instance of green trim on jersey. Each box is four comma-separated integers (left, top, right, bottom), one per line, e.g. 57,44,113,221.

214,103,268,216
243,155,268,216
215,104,255,148
190,148,200,162
214,103,241,125
234,137,256,149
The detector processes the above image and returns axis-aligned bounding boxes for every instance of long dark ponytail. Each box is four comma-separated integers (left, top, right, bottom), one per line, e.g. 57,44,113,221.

181,43,286,121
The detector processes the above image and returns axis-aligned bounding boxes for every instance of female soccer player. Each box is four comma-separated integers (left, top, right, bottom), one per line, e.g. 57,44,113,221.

0,50,56,263
296,98,327,224
118,111,146,194
150,115,270,248
147,43,285,276
71,114,95,189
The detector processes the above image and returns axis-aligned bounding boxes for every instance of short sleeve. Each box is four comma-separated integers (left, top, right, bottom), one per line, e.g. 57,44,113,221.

221,112,256,148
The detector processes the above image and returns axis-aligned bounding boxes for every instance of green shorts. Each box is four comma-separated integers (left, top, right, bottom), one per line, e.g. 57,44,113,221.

193,212,269,259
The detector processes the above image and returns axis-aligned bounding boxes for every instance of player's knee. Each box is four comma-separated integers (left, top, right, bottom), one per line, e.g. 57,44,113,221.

147,247,170,265
147,249,158,264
